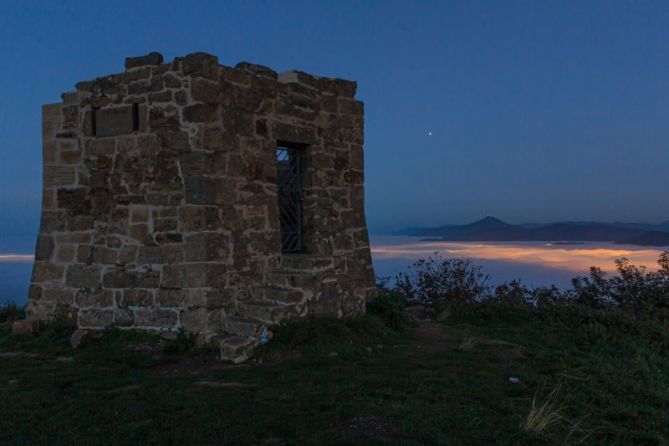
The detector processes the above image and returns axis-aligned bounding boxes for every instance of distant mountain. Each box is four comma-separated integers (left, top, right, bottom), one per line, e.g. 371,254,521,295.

421,217,527,241
527,223,645,242
392,226,428,236
617,231,669,247
402,217,669,247
610,220,669,233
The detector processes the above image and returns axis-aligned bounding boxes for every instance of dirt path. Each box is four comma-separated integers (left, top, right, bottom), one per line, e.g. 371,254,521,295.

405,319,459,366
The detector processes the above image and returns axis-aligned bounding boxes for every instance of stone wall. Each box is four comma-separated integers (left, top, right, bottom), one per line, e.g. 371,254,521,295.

27,52,376,359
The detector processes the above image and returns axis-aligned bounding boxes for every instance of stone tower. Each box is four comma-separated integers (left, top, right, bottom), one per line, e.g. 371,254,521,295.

27,52,376,361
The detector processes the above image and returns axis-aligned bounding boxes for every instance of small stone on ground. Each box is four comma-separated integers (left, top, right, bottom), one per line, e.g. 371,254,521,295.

11,320,40,337
69,329,96,349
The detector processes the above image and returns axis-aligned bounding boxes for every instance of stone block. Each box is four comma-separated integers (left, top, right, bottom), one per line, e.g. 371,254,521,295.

102,269,160,289
185,176,235,205
123,66,152,83
117,246,138,265
191,78,219,103
34,235,54,261
339,98,364,115
77,246,118,265
65,264,101,289
43,288,75,304
125,52,164,69
183,103,218,122
179,52,219,79
56,245,75,263
133,308,178,330
28,284,43,301
129,223,150,243
163,73,181,88
42,103,62,122
62,105,79,129
179,206,221,231
184,232,229,262
155,289,188,307
235,61,278,79
137,245,184,264
148,90,172,103
180,308,209,332
11,320,40,337
57,187,90,216
121,289,154,306
154,218,178,232
75,289,113,308
79,309,113,328
161,263,205,288
154,232,183,244
272,121,317,144
44,166,77,187
95,106,135,137
129,206,149,222
55,232,92,244
69,329,97,348
219,335,257,363
32,262,65,282
113,308,134,326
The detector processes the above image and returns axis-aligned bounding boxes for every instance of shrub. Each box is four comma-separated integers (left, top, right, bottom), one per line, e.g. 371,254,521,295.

576,321,609,349
391,252,669,324
570,253,669,320
367,291,412,330
0,302,25,323
395,255,490,308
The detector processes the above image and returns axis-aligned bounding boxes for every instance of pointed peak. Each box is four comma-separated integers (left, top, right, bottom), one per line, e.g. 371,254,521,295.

479,216,504,223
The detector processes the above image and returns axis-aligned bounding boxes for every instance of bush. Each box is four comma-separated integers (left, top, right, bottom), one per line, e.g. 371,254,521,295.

576,321,609,349
0,302,26,323
570,253,669,320
395,255,490,308
367,291,412,330
391,252,669,324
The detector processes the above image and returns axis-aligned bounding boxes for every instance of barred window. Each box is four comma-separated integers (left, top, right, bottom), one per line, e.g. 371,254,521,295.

276,146,303,252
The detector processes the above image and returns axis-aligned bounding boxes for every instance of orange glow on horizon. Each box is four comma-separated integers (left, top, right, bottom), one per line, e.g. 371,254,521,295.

371,240,665,273
0,254,34,263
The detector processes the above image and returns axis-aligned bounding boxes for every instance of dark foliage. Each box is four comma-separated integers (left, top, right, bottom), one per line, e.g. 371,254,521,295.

393,252,669,323
570,253,669,320
395,255,490,307
0,302,25,323
367,285,412,331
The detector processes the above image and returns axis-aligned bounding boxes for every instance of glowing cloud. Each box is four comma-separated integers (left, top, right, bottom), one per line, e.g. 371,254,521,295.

371,240,665,273
0,254,34,263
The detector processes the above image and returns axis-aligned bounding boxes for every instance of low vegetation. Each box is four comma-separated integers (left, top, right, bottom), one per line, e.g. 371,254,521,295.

0,254,667,444
0,301,25,323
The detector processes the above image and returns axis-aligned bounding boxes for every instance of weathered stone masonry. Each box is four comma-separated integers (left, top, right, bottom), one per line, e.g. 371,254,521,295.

27,51,376,360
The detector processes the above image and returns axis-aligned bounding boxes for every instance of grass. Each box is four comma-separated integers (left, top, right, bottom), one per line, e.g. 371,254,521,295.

0,299,667,445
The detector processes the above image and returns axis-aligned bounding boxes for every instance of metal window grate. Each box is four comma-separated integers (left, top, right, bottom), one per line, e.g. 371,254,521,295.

276,146,303,252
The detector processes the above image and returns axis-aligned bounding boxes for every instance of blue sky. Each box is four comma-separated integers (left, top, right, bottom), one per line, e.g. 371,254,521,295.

1,0,669,248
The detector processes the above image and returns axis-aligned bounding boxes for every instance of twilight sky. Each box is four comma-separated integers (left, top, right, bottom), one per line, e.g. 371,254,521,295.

1,0,669,248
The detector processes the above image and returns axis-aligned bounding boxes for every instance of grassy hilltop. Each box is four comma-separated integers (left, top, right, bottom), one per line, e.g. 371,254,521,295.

1,256,668,445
